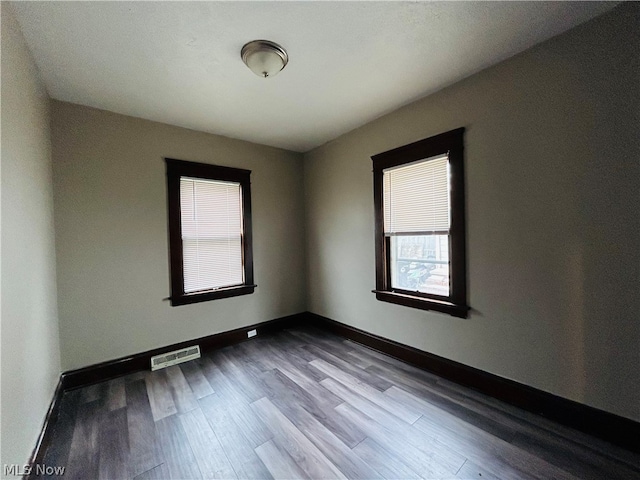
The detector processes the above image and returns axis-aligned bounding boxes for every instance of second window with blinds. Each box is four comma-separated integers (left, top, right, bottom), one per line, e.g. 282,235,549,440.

372,128,469,318
165,159,255,306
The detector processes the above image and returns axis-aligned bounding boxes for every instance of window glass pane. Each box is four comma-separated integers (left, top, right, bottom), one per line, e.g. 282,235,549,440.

390,234,450,296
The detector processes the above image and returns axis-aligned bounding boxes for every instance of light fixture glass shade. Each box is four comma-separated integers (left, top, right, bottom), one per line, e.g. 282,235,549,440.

241,40,288,78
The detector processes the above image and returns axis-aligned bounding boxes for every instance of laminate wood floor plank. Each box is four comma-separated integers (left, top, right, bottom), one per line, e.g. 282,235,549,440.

125,379,163,478
235,338,279,372
264,333,314,356
98,407,129,480
277,329,318,349
255,439,310,480
228,402,274,449
366,362,518,442
335,401,462,479
287,340,323,362
413,415,576,480
199,394,274,480
268,393,383,480
345,340,442,385
263,338,329,384
106,377,127,411
311,357,423,424
429,376,550,436
64,400,102,480
125,370,148,383
276,361,343,410
197,355,251,406
415,373,553,437
435,376,640,473
288,326,353,349
209,349,265,403
80,382,105,404
258,367,322,417
194,355,225,388
145,370,177,422
198,378,273,449
444,379,640,477
288,328,355,355
178,408,237,479
179,361,215,399
421,377,640,477
260,367,367,448
155,414,202,480
304,344,395,392
225,343,271,380
387,385,574,480
323,377,466,476
341,350,375,370
351,437,423,480
164,365,198,414
39,327,640,480
251,397,347,480
385,384,516,441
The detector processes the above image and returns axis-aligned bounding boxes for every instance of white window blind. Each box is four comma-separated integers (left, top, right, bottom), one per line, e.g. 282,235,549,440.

180,177,243,293
383,154,450,234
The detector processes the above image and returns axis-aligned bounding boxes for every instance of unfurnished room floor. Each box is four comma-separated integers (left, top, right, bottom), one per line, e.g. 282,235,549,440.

39,327,640,480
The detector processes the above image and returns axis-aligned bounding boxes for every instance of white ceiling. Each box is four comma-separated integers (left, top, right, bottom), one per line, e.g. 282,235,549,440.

11,1,617,152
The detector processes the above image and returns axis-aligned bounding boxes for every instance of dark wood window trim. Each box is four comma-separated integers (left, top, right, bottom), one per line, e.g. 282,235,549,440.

372,128,469,318
165,158,255,306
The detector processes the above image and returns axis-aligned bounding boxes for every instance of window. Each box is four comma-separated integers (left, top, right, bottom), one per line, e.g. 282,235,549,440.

165,158,255,306
372,128,469,318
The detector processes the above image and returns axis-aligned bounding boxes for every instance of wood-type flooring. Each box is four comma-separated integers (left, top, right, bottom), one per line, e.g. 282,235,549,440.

38,327,640,479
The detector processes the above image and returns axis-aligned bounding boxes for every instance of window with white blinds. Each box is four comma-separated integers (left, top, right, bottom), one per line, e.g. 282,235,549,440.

383,155,450,234
166,158,254,306
180,177,244,293
371,127,468,318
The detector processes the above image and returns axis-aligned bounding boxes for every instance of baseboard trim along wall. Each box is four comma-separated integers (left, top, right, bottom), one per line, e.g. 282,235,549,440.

61,313,303,390
304,312,640,453
29,310,639,468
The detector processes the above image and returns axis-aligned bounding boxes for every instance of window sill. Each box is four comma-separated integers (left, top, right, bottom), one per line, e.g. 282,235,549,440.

372,290,469,318
171,284,256,306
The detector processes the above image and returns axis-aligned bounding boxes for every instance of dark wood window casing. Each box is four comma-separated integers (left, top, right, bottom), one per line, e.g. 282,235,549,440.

165,158,255,306
372,128,469,318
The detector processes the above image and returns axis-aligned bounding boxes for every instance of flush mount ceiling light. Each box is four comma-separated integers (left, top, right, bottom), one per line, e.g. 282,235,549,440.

241,40,289,78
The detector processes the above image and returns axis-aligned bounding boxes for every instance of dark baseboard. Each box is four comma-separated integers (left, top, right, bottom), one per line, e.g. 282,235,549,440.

305,312,640,453
61,312,304,390
26,377,65,474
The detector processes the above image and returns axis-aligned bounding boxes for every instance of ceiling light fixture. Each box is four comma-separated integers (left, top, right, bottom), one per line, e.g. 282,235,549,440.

241,40,289,78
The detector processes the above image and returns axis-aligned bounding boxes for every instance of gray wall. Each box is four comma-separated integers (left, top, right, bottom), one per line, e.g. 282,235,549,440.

1,3,62,468
51,102,306,371
303,3,639,421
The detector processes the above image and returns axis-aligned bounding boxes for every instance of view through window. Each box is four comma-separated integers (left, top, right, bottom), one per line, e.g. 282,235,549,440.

390,234,450,296
372,128,469,318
